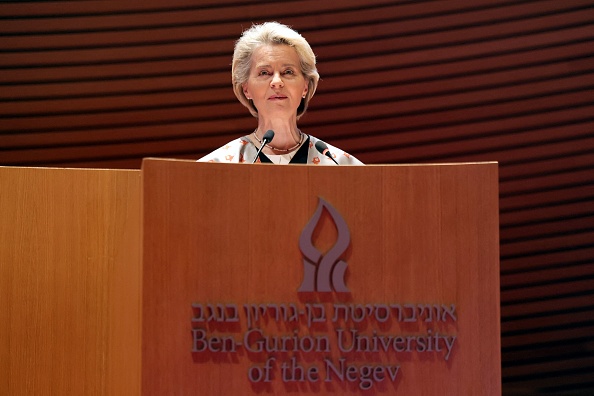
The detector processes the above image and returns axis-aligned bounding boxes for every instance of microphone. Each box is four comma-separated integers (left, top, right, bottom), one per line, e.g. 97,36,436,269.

315,140,339,165
252,130,275,163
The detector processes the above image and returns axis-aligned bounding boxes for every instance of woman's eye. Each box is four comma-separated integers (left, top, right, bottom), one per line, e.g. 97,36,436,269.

284,69,295,75
258,70,269,76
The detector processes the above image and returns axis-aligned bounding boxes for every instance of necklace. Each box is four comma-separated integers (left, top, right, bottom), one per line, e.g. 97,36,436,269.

253,130,304,153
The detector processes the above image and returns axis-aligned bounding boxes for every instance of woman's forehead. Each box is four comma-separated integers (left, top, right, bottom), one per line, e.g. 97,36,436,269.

252,44,300,66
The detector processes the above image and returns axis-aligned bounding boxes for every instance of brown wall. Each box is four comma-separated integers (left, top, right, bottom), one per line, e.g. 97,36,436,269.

1,1,593,394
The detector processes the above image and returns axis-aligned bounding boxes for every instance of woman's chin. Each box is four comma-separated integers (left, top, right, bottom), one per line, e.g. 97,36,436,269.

260,107,297,118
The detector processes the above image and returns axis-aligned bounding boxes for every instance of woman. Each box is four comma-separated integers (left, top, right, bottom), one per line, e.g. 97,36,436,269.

199,22,363,165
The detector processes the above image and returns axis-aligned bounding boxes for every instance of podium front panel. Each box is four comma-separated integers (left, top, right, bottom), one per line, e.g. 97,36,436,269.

141,159,500,395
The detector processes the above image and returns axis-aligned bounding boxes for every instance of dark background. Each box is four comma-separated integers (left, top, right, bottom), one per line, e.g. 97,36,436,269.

1,1,593,394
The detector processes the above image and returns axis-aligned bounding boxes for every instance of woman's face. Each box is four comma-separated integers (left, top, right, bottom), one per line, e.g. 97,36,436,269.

242,44,308,120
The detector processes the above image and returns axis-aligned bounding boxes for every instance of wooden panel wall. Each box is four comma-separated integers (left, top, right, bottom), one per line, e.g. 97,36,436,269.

1,1,593,394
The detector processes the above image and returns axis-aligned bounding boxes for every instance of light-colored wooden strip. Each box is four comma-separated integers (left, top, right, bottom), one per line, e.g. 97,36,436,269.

501,229,594,259
501,214,594,243
501,169,594,198
503,372,594,395
500,184,594,214
501,277,594,303
501,308,594,334
501,246,594,273
501,295,594,320
501,355,594,377
500,194,594,225
501,260,594,288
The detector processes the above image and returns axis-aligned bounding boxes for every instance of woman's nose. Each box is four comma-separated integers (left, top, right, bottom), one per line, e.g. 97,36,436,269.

270,72,284,88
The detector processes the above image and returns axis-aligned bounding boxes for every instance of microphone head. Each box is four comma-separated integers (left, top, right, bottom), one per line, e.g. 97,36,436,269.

315,140,339,165
315,140,329,155
263,129,275,143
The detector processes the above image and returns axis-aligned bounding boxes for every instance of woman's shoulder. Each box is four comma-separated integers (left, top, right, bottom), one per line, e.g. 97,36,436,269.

197,136,255,163
308,135,364,165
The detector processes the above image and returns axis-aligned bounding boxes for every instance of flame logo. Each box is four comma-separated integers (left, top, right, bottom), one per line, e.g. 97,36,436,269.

298,197,351,293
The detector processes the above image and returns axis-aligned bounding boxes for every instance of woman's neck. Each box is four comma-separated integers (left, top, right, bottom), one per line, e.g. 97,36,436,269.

255,118,302,152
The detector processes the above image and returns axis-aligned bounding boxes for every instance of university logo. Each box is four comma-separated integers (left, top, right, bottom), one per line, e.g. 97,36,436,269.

298,197,351,293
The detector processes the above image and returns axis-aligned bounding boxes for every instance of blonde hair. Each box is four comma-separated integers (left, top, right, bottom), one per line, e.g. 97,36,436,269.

232,22,319,119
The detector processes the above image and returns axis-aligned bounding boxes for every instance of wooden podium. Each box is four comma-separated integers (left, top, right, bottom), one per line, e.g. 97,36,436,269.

1,160,500,395
141,159,500,395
